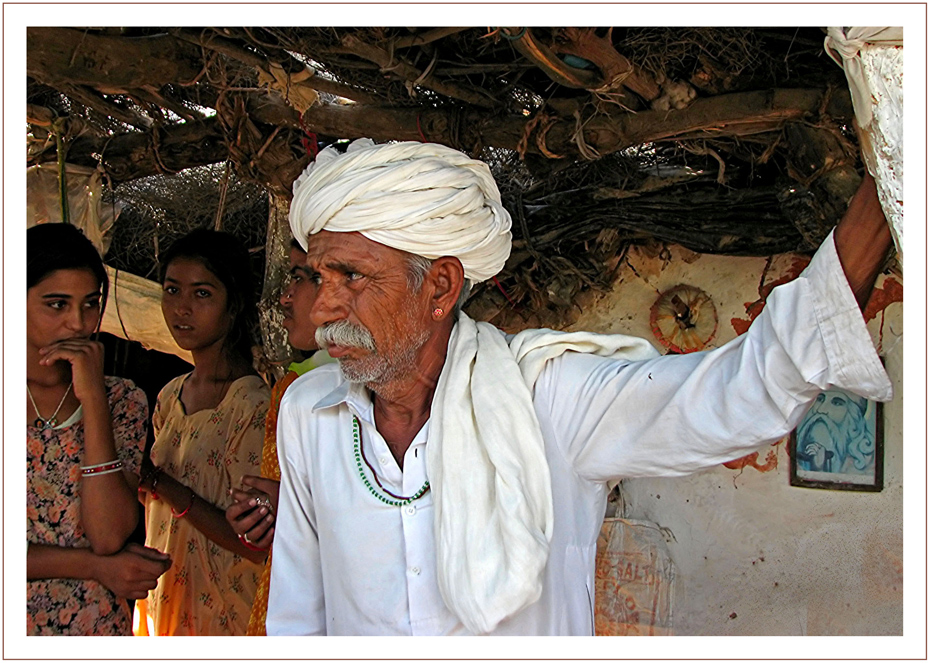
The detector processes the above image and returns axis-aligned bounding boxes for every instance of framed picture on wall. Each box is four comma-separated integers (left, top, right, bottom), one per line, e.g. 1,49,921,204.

790,387,883,492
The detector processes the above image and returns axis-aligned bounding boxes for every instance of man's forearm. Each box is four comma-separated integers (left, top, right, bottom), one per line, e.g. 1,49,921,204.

832,171,893,310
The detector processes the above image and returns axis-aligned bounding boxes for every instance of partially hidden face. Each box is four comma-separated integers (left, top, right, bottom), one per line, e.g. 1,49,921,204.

161,257,232,353
280,245,319,352
27,268,102,351
304,230,431,385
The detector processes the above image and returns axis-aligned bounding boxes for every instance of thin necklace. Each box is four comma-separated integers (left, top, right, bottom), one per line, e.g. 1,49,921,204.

352,416,429,507
27,382,73,430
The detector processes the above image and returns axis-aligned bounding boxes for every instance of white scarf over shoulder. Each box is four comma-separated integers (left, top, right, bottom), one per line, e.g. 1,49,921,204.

430,315,658,633
289,140,659,633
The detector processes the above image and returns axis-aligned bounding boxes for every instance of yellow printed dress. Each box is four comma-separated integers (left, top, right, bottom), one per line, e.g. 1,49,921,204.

135,374,270,636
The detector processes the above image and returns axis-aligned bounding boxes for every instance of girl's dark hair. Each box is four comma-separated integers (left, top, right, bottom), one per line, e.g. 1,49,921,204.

159,228,259,364
27,223,109,312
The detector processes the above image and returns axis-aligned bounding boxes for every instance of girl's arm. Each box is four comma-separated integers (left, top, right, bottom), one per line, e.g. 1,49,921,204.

28,543,171,600
139,471,267,564
39,341,141,554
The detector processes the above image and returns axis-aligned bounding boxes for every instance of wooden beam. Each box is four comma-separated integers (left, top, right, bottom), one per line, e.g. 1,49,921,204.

27,27,202,91
30,88,848,188
31,117,228,183
299,88,846,159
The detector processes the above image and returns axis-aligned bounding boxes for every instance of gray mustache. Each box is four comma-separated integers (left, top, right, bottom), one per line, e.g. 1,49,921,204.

315,320,376,352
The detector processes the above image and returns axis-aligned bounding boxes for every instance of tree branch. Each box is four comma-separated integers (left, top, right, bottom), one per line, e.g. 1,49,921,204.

298,88,848,158
30,88,849,189
60,84,153,130
337,33,500,109
30,117,228,183
392,27,471,49
174,29,381,105
27,27,202,91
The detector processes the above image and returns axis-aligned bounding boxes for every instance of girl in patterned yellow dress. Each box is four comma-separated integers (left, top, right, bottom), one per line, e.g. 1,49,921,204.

135,230,269,636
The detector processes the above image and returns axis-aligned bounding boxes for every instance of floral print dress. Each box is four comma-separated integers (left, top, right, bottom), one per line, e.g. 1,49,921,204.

26,376,148,636
135,374,269,636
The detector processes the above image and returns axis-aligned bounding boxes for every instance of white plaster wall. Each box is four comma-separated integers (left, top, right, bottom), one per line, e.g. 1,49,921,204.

567,244,904,636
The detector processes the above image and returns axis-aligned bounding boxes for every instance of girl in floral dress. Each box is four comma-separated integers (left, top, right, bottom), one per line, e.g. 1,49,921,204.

26,223,171,636
135,229,269,636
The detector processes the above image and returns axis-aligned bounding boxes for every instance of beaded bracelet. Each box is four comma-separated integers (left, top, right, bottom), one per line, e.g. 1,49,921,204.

81,460,123,476
171,489,195,518
83,465,124,477
81,459,121,471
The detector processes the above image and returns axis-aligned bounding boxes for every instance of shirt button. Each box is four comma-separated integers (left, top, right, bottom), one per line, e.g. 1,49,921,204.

410,566,421,575
379,457,388,465
405,505,416,516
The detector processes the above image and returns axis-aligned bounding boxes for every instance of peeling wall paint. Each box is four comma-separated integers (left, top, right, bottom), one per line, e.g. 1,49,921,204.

568,243,903,636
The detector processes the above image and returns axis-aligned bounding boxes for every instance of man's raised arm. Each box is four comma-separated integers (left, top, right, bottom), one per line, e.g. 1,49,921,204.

833,171,894,310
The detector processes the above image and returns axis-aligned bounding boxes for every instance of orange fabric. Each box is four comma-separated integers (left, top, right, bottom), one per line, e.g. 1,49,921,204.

245,371,299,636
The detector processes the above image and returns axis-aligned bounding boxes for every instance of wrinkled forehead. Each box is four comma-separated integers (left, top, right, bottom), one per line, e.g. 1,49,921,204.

304,230,415,271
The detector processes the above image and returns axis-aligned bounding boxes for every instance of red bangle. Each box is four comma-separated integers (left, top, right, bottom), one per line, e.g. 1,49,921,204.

171,490,195,518
150,468,161,500
238,534,266,552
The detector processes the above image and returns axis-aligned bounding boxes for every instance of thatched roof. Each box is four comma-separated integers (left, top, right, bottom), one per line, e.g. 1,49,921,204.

27,27,862,329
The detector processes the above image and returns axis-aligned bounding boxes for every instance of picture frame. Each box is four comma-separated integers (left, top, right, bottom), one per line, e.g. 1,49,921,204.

789,387,884,492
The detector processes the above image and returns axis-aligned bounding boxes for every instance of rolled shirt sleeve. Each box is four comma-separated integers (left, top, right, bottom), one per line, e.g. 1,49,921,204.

266,388,326,636
535,229,893,483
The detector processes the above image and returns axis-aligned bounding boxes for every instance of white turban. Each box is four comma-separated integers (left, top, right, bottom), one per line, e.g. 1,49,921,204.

289,139,513,282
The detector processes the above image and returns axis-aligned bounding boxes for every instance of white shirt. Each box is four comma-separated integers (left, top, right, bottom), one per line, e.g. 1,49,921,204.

267,233,891,636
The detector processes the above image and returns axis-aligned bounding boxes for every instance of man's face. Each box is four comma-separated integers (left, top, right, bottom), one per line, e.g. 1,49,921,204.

810,390,850,426
304,231,431,386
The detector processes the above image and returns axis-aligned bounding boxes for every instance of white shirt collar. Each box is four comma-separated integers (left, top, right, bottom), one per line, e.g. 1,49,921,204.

311,379,376,426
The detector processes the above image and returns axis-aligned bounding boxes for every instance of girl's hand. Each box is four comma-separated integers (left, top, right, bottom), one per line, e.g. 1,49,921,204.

93,543,172,600
38,338,106,404
241,476,280,513
137,459,160,496
225,477,280,551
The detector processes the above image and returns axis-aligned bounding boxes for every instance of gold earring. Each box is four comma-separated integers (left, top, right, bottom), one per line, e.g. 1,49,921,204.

433,307,444,318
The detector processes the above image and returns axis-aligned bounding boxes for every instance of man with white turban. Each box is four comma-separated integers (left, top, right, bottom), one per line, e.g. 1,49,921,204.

266,139,892,635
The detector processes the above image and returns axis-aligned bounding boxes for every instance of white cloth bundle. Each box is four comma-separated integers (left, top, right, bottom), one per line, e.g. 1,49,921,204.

289,140,513,282
428,312,659,633
824,27,904,262
824,27,903,126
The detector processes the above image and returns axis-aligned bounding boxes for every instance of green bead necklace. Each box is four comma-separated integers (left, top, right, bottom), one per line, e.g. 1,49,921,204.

352,415,430,507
